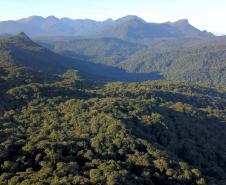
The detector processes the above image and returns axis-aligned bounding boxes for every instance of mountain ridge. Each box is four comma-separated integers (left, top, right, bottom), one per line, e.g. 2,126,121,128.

0,15,214,39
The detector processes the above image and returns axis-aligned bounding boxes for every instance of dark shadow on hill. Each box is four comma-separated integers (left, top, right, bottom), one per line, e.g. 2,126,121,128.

102,87,225,110
67,59,164,82
150,90,226,110
7,36,164,83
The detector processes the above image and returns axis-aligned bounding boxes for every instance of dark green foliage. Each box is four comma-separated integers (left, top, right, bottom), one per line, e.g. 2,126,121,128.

121,37,226,86
0,33,162,82
0,27,225,185
0,59,225,184
41,37,226,86
38,37,146,66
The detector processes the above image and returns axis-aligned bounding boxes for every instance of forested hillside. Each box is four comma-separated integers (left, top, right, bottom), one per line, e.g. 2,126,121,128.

0,33,162,82
38,37,146,66
0,60,225,184
121,37,226,86
39,37,226,86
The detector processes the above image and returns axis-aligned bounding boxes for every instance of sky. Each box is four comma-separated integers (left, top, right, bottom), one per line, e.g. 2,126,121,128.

0,0,225,35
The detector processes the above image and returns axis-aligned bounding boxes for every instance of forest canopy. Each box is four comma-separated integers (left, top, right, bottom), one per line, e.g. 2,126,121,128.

0,60,225,184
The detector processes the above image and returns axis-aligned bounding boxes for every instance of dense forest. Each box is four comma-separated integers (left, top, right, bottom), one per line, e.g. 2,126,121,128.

121,37,226,86
0,60,225,184
0,30,225,184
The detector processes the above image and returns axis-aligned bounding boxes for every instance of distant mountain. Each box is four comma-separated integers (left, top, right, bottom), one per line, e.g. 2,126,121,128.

0,15,213,40
0,16,114,37
0,33,162,82
97,18,213,41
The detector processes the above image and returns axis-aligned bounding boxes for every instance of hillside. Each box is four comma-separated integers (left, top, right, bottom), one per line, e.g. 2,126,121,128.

38,36,226,86
0,33,162,82
121,37,226,86
0,32,68,73
37,37,146,66
0,62,225,184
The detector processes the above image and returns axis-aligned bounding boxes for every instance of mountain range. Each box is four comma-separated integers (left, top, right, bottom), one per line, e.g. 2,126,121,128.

0,15,213,41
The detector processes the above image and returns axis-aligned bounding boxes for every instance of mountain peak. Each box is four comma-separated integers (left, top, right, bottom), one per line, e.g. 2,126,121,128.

18,16,45,23
104,18,113,22
116,15,145,23
9,32,35,45
17,32,30,39
46,16,59,21
172,19,190,25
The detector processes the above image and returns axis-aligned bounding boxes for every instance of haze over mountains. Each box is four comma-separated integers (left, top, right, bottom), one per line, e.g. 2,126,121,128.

0,15,213,40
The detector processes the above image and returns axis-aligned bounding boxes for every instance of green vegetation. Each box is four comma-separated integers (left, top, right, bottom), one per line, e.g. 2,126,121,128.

41,37,226,86
0,58,225,184
121,37,226,86
0,33,161,82
0,31,226,185
39,37,145,66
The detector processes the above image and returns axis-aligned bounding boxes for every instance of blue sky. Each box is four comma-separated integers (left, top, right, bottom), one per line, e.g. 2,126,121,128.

0,0,225,34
